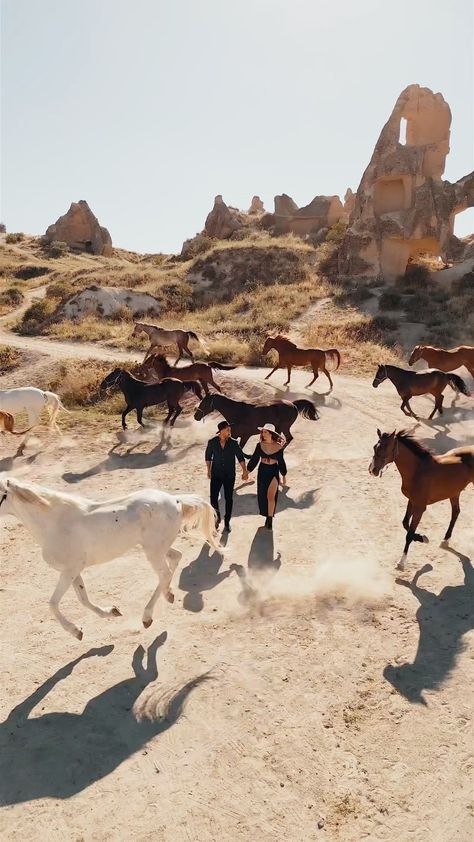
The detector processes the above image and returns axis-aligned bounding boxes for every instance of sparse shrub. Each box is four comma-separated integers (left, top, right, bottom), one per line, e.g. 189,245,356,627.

109,305,133,322
325,220,348,244
379,290,403,310
18,297,58,334
45,280,76,301
5,232,24,244
15,265,51,281
396,262,432,290
0,286,24,309
48,240,69,258
0,345,22,373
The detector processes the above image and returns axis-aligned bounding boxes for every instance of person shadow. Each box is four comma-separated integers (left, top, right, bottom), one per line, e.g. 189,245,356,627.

384,548,474,705
232,486,319,518
247,527,281,574
0,633,212,805
178,537,231,612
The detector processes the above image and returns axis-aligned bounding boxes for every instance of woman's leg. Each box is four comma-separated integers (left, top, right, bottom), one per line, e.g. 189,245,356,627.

267,477,279,517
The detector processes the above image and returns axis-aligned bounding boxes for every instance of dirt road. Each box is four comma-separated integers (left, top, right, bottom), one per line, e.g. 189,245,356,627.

0,320,473,840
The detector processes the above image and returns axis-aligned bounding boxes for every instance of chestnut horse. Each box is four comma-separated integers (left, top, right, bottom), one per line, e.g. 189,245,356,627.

132,322,208,364
372,364,470,419
262,335,341,389
369,430,474,570
0,410,31,436
136,354,236,394
409,344,474,378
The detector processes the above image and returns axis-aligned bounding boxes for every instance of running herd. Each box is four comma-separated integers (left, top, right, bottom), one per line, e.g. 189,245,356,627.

0,321,473,639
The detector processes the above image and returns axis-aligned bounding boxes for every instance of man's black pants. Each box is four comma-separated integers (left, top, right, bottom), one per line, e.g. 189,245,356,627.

210,474,235,524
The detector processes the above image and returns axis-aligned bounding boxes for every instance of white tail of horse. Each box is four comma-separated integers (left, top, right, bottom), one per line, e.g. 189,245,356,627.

44,391,70,429
178,494,224,554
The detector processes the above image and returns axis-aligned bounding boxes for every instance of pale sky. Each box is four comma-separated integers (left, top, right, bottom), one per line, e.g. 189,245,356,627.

2,0,473,254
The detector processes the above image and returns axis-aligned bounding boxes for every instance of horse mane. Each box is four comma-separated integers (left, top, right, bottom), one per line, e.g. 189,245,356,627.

7,479,78,509
149,354,168,365
396,432,434,460
273,334,297,348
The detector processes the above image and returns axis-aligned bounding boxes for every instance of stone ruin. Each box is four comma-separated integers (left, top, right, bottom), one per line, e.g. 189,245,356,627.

44,200,113,256
338,84,474,280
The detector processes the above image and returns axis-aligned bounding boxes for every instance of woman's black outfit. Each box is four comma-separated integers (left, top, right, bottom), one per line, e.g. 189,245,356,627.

247,443,287,519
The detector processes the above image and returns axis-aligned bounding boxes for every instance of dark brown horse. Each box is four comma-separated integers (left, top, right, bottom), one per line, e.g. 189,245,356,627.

136,354,235,394
262,335,341,390
100,369,203,429
409,344,474,378
372,364,470,419
369,429,474,570
194,392,319,448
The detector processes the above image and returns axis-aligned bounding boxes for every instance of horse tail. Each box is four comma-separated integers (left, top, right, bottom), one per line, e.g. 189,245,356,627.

43,391,70,429
208,362,237,370
1,412,32,436
188,331,209,354
447,373,470,396
182,380,203,399
460,452,474,478
177,495,225,555
324,349,341,371
292,399,319,421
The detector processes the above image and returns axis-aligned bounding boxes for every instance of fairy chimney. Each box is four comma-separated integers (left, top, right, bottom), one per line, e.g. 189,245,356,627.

44,200,113,256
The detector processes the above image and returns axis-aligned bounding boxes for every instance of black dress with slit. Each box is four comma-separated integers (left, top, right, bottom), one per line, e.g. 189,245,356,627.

247,444,287,516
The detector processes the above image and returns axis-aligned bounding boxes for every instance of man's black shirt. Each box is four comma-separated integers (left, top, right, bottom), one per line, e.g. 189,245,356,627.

205,436,246,477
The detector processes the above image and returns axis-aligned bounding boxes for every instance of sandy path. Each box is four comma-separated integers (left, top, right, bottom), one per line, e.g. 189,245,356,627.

0,319,473,840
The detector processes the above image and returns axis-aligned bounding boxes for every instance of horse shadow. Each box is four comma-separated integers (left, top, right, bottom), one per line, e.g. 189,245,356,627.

261,379,341,410
178,540,231,612
384,549,474,705
0,633,213,805
233,486,319,518
63,431,197,483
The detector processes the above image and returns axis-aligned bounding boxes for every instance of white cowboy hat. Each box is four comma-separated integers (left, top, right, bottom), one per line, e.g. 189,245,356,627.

257,423,279,434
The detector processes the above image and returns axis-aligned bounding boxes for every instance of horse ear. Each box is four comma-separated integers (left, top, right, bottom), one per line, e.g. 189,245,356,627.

376,428,381,438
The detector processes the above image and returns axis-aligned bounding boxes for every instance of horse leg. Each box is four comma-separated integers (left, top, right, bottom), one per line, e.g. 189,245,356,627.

174,346,183,365
404,398,419,420
397,506,427,571
122,406,133,430
163,402,174,424
283,427,293,445
209,376,222,393
201,379,211,395
428,393,442,420
166,547,182,576
142,551,174,626
402,501,412,531
73,574,122,619
443,496,460,543
49,570,83,639
322,367,333,392
284,366,292,386
170,405,182,427
265,365,279,381
306,368,319,388
137,407,145,426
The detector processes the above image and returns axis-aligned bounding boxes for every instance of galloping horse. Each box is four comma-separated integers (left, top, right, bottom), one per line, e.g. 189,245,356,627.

262,335,341,389
0,387,69,430
409,344,474,378
100,369,203,429
369,430,474,570
132,322,208,364
194,392,319,448
0,476,222,638
372,364,470,419
136,354,235,394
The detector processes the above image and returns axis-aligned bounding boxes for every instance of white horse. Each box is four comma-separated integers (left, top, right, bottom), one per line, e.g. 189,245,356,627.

0,387,68,431
132,322,208,364
0,477,222,640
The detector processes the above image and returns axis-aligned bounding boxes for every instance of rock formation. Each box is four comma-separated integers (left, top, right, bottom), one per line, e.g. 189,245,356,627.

63,286,160,319
0,223,6,234
273,193,347,237
204,195,243,239
338,84,474,280
248,196,265,214
44,200,113,256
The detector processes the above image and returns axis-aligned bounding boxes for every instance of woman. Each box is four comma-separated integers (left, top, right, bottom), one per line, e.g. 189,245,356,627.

246,423,287,529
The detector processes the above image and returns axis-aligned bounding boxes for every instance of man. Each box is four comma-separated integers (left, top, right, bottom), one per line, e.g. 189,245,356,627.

205,420,248,532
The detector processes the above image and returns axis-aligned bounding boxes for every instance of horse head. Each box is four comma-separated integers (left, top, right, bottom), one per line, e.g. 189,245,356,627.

262,336,275,355
408,345,424,366
372,364,387,388
131,323,144,338
369,429,398,476
194,394,214,421
99,368,124,394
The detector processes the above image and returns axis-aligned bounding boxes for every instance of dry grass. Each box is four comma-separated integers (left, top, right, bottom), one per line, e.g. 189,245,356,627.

0,345,22,374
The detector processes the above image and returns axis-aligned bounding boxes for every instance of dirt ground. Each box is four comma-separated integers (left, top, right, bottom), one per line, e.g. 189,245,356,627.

0,358,473,841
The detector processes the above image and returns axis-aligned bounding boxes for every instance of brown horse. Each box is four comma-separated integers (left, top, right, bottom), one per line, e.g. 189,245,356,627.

262,335,341,390
369,430,474,570
136,354,236,395
0,410,31,436
409,344,474,378
372,364,470,419
132,322,208,364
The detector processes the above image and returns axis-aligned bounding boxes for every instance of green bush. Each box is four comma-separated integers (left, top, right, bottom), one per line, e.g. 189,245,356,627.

48,240,69,258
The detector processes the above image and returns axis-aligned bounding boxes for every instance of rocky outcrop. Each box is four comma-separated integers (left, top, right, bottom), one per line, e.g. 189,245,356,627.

204,195,243,239
63,286,160,319
44,200,113,256
338,84,474,281
274,193,348,237
248,196,265,214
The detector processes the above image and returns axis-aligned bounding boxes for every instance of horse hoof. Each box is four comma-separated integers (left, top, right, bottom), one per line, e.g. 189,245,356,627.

142,617,153,629
75,628,83,641
440,539,449,548
396,555,407,571
111,606,122,616
166,591,175,604
422,535,429,544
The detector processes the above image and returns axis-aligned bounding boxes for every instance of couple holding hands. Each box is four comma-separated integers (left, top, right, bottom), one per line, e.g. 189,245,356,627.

205,419,287,533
